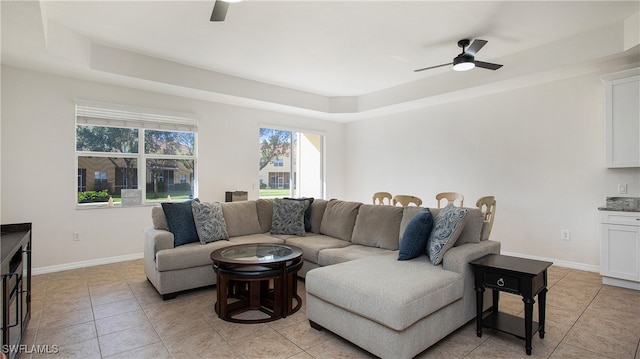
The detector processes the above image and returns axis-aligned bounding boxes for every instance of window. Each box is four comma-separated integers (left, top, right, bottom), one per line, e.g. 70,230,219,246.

76,101,197,206
258,127,324,198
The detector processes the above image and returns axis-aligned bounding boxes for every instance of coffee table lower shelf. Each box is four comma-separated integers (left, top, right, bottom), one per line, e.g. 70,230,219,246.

482,312,539,340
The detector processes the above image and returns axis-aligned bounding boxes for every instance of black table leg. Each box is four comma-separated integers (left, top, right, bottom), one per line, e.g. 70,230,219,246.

475,286,485,337
523,296,535,355
538,287,547,339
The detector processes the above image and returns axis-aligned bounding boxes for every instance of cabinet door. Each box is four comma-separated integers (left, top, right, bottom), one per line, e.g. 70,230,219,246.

604,72,640,168
601,224,640,281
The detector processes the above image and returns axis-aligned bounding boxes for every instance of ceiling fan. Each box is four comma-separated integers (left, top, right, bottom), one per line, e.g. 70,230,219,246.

210,0,241,22
414,39,503,73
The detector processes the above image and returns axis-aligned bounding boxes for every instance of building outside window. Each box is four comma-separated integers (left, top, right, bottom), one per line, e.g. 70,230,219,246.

76,101,197,206
258,127,324,199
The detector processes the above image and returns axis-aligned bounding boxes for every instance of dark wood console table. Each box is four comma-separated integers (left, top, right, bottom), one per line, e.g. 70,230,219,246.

1,223,32,359
469,254,552,355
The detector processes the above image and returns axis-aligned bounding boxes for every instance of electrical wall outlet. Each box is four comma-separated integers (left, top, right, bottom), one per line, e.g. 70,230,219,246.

73,232,80,241
618,184,628,194
561,229,570,241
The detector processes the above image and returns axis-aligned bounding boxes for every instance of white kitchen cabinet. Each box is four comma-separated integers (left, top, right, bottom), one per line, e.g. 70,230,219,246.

600,211,640,290
601,68,640,168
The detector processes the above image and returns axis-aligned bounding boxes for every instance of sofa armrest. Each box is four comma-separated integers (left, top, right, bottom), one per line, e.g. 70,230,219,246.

144,227,174,260
442,240,500,275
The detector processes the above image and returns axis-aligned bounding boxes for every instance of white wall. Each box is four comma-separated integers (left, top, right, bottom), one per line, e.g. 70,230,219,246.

344,69,640,269
0,65,345,270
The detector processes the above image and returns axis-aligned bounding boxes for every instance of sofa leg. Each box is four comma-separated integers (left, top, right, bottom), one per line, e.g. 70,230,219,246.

162,293,178,301
309,320,324,331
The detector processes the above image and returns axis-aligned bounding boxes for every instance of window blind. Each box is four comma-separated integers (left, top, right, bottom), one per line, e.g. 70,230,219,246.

75,100,198,132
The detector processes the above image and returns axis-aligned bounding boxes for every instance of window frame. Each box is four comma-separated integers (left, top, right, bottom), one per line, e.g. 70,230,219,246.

75,100,198,208
258,125,325,199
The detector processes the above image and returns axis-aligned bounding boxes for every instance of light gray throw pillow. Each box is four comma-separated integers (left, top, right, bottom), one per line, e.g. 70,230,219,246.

191,199,229,244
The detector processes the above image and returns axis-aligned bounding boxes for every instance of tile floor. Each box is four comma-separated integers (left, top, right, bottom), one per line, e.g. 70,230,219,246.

14,260,640,358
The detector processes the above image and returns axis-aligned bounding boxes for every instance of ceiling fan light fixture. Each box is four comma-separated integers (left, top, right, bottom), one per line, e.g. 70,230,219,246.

452,56,475,71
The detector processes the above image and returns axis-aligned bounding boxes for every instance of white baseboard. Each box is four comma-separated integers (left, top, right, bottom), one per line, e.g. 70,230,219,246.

501,251,600,273
32,252,144,276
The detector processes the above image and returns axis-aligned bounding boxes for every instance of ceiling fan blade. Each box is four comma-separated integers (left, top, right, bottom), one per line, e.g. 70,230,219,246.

465,39,487,56
474,61,503,70
414,62,453,72
210,0,229,22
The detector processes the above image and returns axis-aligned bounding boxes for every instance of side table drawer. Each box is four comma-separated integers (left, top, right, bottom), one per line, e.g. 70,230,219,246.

485,272,520,293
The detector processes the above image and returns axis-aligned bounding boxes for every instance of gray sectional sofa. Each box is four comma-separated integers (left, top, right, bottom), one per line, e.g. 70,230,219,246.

143,198,500,358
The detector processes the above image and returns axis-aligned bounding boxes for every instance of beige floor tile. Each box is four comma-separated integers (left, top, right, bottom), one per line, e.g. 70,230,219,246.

38,306,94,330
164,328,241,358
95,309,152,337
427,323,487,358
305,337,376,359
92,297,141,320
103,342,172,359
563,325,637,359
152,313,213,340
36,321,97,347
277,320,334,350
465,340,531,359
32,337,101,359
562,270,603,286
216,321,278,343
548,343,608,359
23,259,640,359
97,323,161,358
230,331,303,359
43,295,92,316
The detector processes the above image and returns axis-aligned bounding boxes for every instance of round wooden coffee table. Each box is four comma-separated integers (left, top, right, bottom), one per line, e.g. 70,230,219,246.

210,243,303,323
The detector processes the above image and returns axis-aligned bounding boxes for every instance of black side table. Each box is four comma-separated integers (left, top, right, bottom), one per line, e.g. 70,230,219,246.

469,254,552,355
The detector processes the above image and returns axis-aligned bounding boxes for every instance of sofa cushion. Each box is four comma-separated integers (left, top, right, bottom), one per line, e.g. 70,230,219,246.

161,201,199,247
318,245,393,266
228,233,284,245
310,199,328,233
319,200,362,241
454,208,483,246
271,198,309,236
306,252,464,331
221,201,262,237
256,199,274,233
428,205,467,265
284,234,351,263
284,197,314,231
191,199,229,244
156,240,233,271
351,204,403,250
398,209,433,260
151,206,169,231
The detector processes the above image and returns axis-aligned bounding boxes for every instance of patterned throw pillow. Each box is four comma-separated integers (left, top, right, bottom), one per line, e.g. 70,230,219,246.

427,204,468,265
161,200,199,247
284,197,314,231
191,199,229,244
398,209,433,260
271,198,309,236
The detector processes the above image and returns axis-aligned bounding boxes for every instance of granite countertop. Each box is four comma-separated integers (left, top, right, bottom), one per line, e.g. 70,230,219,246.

598,197,640,212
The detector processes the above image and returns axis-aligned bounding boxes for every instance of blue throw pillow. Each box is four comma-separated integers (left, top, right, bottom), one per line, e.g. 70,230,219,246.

162,200,199,247
398,209,433,260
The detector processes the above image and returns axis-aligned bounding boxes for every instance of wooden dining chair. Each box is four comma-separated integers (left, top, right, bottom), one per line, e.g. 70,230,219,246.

392,195,422,207
436,192,464,208
476,196,496,238
372,192,393,205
